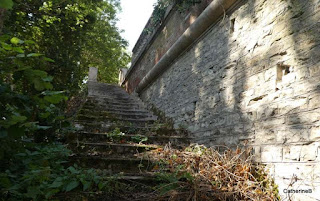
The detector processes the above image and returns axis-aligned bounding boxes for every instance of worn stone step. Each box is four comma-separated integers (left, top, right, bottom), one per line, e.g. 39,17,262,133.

86,98,141,105
82,103,143,111
70,142,160,157
54,172,158,201
78,110,157,120
80,108,152,115
76,115,157,124
116,174,158,185
87,86,128,92
89,95,134,101
74,118,156,127
77,114,157,121
70,132,193,146
88,96,139,102
69,155,154,173
86,96,141,103
84,100,143,108
74,121,157,133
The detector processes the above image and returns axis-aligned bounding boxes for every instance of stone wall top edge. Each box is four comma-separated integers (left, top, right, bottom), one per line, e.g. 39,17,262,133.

131,3,174,59
125,4,175,82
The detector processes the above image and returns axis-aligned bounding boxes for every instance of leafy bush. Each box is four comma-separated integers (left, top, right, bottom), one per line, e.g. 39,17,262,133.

0,0,131,199
0,35,69,142
0,35,125,200
3,0,130,88
0,143,123,200
0,35,71,200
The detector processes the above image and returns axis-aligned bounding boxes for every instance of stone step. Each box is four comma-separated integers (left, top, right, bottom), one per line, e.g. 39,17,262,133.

75,118,156,125
80,108,152,115
88,86,126,92
74,121,157,133
87,86,131,92
84,100,143,108
69,155,154,173
76,115,157,124
88,96,139,102
55,172,158,201
86,97,141,105
82,103,143,111
78,110,157,120
70,142,160,157
89,94,134,100
70,132,192,147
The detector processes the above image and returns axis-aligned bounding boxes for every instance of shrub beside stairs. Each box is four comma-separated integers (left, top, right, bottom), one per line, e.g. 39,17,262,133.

66,82,192,200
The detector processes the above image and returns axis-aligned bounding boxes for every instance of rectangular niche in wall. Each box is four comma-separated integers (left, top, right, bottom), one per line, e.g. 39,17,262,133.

230,18,235,34
276,62,292,80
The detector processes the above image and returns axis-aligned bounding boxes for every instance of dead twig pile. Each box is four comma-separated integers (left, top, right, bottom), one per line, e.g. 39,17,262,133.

141,144,279,201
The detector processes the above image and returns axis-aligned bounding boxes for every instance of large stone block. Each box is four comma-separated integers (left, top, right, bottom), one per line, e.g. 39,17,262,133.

309,94,320,110
261,145,283,162
274,163,320,182
283,143,319,162
255,128,276,143
286,110,320,125
276,127,309,144
310,126,320,141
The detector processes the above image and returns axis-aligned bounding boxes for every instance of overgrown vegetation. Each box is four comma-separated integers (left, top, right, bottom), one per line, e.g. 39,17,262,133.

0,0,130,200
1,143,125,200
142,144,280,200
0,33,124,201
150,0,202,28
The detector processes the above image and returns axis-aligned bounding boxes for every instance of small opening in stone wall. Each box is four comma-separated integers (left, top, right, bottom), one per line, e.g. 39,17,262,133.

230,18,235,34
248,95,267,106
276,62,292,82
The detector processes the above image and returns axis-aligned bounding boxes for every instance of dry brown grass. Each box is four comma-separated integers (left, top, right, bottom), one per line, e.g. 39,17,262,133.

141,144,279,201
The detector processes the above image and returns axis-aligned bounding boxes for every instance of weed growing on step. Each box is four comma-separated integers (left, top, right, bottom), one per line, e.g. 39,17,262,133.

107,128,125,142
143,144,280,200
104,128,149,145
131,135,148,144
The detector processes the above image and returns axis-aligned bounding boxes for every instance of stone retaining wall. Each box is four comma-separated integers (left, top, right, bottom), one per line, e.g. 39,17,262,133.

124,0,320,200
125,0,212,93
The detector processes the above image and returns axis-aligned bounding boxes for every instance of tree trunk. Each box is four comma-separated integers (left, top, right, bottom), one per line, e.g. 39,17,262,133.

0,8,6,34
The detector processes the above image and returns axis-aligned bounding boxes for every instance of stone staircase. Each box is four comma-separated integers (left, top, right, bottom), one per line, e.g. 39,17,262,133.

67,82,192,200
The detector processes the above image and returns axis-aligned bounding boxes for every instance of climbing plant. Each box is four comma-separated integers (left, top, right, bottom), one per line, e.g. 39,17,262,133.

151,0,202,27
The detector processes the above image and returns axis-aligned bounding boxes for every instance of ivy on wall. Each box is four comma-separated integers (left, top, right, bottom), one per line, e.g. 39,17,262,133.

151,0,202,27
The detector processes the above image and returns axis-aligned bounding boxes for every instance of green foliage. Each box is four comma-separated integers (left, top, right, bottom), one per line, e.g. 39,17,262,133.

107,127,125,142
1,1,130,199
0,143,124,200
175,0,202,12
155,164,194,195
0,35,69,142
0,35,75,199
3,0,130,92
151,0,171,26
131,135,148,144
0,0,13,9
150,0,202,28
